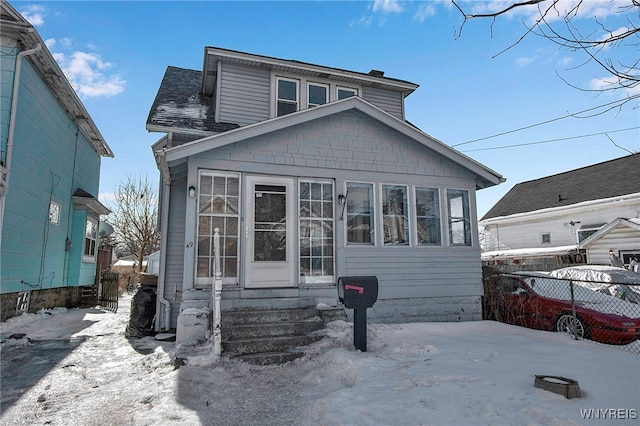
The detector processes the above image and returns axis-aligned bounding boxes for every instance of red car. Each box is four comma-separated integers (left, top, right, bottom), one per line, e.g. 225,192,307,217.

484,272,640,345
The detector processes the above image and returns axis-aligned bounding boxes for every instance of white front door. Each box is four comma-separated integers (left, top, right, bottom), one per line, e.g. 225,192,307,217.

244,176,295,288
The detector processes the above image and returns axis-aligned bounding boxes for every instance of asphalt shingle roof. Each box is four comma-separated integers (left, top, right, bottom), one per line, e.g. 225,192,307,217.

480,153,640,221
146,66,239,133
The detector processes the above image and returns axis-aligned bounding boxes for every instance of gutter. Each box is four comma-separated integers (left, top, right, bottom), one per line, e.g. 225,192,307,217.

0,41,42,249
155,151,172,331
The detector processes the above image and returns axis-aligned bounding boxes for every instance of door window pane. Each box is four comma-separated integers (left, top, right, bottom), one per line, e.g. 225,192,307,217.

416,187,441,245
254,185,287,261
299,180,334,283
382,185,409,246
346,182,374,245
447,189,471,246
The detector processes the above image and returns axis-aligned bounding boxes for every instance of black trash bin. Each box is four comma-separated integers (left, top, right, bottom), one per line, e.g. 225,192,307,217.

125,274,157,339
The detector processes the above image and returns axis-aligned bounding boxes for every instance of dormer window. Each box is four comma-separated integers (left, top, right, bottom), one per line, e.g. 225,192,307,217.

308,83,328,108
273,75,359,117
337,86,357,100
277,77,298,116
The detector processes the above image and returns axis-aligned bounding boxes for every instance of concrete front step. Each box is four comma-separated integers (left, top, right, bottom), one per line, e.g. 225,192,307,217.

222,318,324,340
233,350,305,366
221,303,337,364
222,306,322,325
223,333,324,356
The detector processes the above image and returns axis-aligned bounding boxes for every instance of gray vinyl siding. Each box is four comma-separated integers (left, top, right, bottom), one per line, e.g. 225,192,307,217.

344,247,482,322
180,109,482,323
163,175,187,326
218,63,270,126
362,86,404,120
191,109,474,182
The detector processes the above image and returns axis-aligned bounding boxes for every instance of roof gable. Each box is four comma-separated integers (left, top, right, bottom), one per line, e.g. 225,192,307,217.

159,97,503,189
1,2,112,158
580,218,640,248
481,153,640,220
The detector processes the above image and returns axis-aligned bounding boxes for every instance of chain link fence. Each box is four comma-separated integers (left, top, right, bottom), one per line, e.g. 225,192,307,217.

482,266,640,354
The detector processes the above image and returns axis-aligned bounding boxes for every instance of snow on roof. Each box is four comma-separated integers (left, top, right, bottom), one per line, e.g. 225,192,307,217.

482,245,577,260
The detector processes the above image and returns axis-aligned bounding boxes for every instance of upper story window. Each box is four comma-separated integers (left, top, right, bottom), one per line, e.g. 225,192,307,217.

83,218,98,262
541,232,551,244
277,77,299,116
447,189,471,246
337,86,357,100
273,74,359,117
308,83,328,108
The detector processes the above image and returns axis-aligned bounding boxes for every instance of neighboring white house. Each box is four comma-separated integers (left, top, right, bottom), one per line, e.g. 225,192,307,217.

480,153,640,266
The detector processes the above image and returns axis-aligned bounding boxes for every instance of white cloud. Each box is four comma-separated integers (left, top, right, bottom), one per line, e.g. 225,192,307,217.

413,4,437,23
20,4,45,26
55,51,126,98
350,15,373,27
516,56,535,67
372,0,403,14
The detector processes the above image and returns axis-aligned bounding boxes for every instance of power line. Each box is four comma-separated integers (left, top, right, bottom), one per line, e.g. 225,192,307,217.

460,127,639,153
452,98,634,148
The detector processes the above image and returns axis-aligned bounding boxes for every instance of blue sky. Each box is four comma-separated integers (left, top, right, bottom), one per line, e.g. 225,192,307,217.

13,0,639,218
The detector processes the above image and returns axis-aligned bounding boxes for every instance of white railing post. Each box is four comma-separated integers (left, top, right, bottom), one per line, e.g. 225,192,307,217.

212,228,223,355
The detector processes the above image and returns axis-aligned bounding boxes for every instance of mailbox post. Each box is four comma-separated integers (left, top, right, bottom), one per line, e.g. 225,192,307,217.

338,276,378,352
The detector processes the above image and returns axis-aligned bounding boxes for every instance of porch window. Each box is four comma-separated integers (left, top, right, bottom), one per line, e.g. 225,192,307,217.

83,218,98,261
277,77,298,116
346,182,374,245
415,187,441,245
299,180,334,283
382,184,409,245
447,189,471,246
197,172,239,284
308,83,328,108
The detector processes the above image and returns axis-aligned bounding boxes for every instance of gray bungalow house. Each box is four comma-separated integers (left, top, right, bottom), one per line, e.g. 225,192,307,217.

147,47,503,349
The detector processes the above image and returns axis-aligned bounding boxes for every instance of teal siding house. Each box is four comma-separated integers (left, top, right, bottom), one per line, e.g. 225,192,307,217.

0,2,113,321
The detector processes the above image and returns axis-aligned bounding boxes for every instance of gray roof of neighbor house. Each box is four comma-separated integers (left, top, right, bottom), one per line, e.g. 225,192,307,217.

146,66,240,134
1,1,113,158
481,153,640,221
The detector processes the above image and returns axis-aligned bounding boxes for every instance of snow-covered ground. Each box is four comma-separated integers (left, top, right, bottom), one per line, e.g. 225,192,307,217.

1,295,638,426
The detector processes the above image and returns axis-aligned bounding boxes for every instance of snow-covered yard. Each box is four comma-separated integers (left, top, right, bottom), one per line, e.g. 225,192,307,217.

1,295,638,425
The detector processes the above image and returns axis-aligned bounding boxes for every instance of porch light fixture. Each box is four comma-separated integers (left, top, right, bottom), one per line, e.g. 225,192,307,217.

338,194,346,205
188,185,197,198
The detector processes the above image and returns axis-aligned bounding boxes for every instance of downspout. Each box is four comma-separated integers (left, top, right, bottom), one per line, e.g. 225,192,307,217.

0,42,42,251
156,163,172,331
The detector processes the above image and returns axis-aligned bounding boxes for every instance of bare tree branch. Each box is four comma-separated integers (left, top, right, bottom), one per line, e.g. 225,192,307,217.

105,174,160,273
453,0,640,108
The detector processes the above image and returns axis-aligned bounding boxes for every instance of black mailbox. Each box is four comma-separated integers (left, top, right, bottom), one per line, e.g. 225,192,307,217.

338,276,378,309
338,276,378,352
